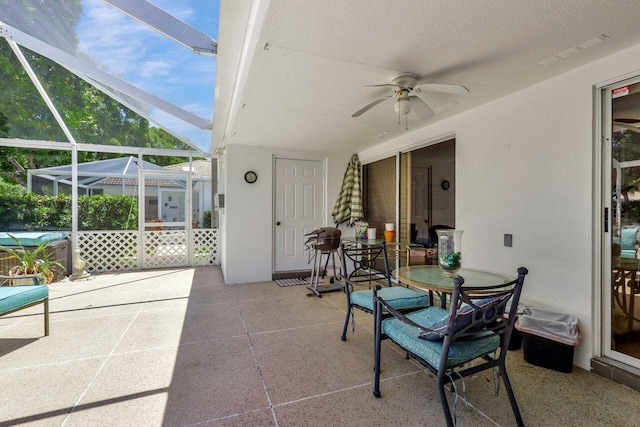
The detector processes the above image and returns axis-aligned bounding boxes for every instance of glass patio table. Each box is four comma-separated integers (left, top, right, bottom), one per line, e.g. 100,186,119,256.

393,265,514,308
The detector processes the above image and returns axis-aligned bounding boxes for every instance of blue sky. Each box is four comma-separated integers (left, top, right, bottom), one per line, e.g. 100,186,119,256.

74,0,220,149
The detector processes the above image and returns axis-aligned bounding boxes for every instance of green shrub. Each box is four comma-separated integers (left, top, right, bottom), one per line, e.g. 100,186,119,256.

78,194,138,230
0,193,138,231
203,209,212,228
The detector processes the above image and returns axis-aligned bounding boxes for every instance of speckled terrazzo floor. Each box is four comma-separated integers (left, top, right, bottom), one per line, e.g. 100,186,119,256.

1,266,639,426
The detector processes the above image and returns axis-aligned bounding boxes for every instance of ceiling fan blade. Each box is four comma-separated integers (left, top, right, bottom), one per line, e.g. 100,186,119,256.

352,96,391,117
613,121,640,133
410,96,435,120
614,118,640,124
364,83,401,89
414,83,469,96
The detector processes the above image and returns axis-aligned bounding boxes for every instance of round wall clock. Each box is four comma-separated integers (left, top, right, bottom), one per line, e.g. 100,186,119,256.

244,171,258,184
441,180,450,190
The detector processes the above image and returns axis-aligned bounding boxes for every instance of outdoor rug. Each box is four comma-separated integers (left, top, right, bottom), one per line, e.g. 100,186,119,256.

275,277,311,287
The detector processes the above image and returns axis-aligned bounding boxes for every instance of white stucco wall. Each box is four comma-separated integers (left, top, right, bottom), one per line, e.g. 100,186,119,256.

357,43,640,369
220,144,351,284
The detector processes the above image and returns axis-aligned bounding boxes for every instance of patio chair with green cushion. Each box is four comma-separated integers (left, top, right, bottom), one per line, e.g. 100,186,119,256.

340,241,430,341
373,267,528,427
613,227,640,259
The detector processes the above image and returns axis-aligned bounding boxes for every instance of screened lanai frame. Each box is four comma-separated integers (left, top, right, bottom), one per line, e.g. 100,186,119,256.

0,0,217,152
0,1,220,270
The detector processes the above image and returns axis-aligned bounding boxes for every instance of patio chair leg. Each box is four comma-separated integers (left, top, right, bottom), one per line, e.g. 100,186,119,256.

438,380,455,427
373,300,382,397
44,298,49,336
499,363,525,427
341,304,351,341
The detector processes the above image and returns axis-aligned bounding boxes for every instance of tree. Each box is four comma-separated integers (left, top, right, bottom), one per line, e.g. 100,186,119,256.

0,111,8,137
0,0,82,53
0,0,197,187
0,42,189,186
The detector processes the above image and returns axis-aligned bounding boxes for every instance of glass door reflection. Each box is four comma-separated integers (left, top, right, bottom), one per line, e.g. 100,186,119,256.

610,80,640,361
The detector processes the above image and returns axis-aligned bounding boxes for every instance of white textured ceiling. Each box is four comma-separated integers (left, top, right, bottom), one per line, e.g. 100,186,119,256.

214,0,640,153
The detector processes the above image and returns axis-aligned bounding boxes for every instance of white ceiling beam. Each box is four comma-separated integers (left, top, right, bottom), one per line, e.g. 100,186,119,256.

0,138,208,158
0,22,212,130
102,0,217,56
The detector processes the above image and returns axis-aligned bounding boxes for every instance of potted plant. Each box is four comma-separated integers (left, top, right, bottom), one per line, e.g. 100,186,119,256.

0,234,65,284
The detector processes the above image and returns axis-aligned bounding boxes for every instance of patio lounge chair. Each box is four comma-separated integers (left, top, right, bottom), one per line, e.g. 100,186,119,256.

0,274,49,336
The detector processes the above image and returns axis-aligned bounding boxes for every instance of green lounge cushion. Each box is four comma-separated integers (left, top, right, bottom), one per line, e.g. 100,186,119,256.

0,232,66,247
383,306,499,369
350,286,429,311
0,285,49,314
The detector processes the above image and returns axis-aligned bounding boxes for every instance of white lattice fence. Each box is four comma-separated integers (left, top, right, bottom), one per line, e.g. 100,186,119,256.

193,229,218,266
75,229,219,272
144,230,188,268
77,231,139,272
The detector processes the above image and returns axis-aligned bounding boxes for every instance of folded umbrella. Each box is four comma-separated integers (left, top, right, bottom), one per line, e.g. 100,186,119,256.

332,154,363,225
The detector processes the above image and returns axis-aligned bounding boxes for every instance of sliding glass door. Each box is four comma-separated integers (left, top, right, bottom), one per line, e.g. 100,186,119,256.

603,77,640,368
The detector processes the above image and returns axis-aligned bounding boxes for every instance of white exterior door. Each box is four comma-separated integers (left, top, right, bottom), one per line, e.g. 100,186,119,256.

274,158,324,272
411,166,431,242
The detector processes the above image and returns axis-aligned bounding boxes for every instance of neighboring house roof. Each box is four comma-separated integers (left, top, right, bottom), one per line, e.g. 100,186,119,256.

29,156,204,190
30,156,166,188
93,178,185,188
164,160,212,180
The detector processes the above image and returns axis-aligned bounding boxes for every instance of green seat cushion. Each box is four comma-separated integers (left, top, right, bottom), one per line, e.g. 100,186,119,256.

0,285,49,314
621,228,639,251
383,306,500,369
350,286,430,311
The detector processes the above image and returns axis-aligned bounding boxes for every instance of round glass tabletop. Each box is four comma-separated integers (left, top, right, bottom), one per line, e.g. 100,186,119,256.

394,265,513,293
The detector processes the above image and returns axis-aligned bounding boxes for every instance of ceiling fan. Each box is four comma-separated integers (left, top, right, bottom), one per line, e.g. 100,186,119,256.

613,118,640,133
352,72,469,124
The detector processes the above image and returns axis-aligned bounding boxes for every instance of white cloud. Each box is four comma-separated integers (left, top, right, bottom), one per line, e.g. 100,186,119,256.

75,0,216,138
147,0,195,22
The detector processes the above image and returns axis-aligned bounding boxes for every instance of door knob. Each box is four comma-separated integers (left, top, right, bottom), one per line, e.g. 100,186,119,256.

276,221,281,226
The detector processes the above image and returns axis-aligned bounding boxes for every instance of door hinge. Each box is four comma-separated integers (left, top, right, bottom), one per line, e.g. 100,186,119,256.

604,207,609,233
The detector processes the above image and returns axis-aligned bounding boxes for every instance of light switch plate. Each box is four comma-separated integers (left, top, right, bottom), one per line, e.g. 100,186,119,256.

504,234,513,247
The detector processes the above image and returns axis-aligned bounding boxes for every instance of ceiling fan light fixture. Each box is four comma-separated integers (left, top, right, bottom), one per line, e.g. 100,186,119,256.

394,98,411,115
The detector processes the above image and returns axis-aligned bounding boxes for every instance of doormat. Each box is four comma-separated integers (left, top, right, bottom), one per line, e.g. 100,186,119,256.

275,277,311,287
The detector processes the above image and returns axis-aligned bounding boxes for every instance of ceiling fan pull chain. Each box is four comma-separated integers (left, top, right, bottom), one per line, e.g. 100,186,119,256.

405,114,408,131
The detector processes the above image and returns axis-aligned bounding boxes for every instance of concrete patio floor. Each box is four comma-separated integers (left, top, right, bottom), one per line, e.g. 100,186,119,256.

1,266,639,426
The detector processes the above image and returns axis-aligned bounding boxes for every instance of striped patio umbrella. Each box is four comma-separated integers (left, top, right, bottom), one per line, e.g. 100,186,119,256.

332,154,364,225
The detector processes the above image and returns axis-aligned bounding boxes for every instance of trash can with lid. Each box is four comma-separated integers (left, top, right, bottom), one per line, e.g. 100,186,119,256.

515,308,581,373
505,300,529,350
